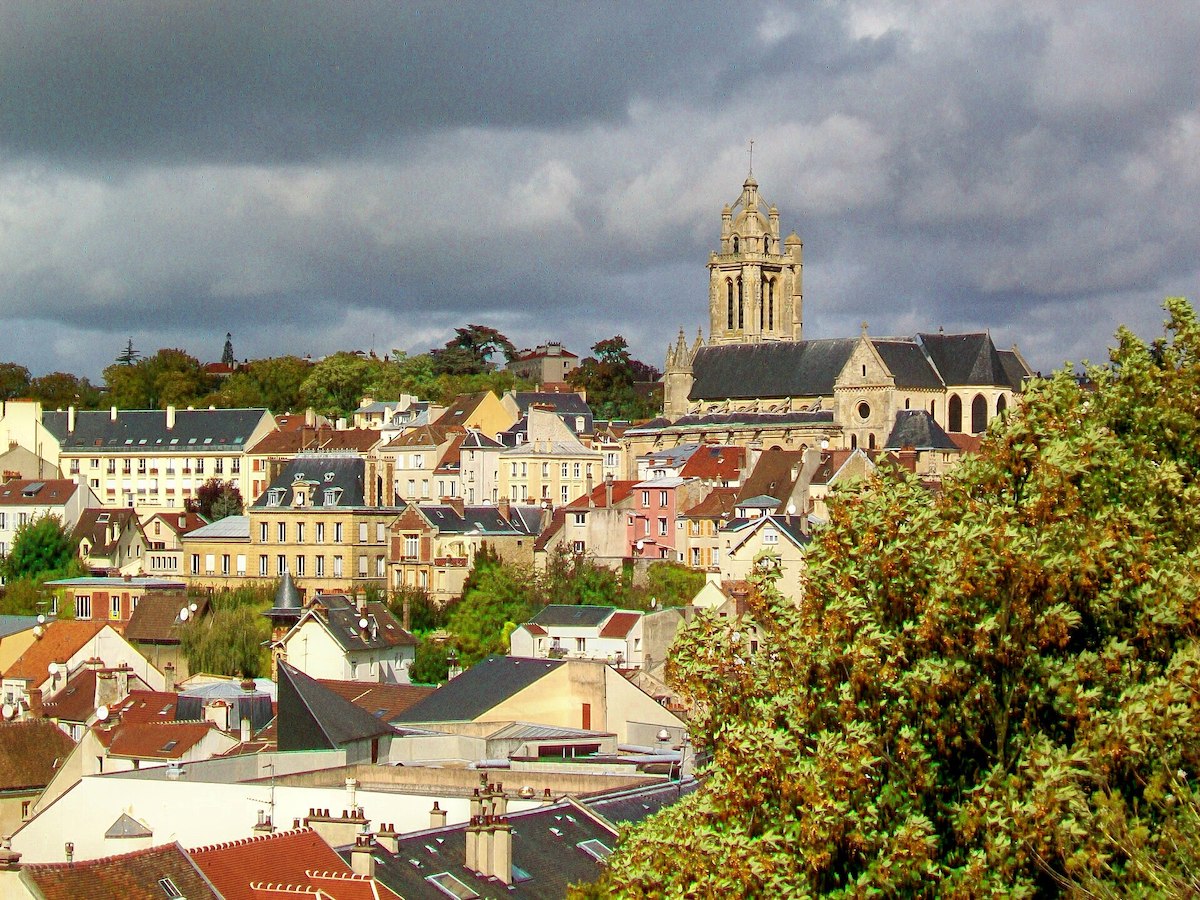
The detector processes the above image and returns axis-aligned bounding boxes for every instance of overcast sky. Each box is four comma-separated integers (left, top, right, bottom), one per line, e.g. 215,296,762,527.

2,1,1197,381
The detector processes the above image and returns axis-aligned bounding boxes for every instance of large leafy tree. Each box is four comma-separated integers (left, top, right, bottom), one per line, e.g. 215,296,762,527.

28,372,103,409
594,298,1200,897
186,478,243,521
0,362,31,400
298,351,378,418
568,336,661,420
103,348,214,409
431,325,517,376
179,586,273,678
4,515,78,581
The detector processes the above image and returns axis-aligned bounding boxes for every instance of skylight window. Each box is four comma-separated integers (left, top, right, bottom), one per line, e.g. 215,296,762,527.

158,877,183,899
425,873,478,899
577,838,612,861
160,740,178,752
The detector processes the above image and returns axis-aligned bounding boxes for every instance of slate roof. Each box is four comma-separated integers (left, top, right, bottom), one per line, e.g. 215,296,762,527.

43,407,269,453
917,332,1018,387
0,478,78,506
395,656,564,724
460,429,504,450
689,339,858,400
252,455,366,508
0,614,37,638
509,392,594,433
184,514,250,540
640,443,701,469
998,349,1034,388
627,409,835,436
0,719,75,791
21,842,219,900
530,605,615,628
301,595,417,652
315,679,436,723
361,798,619,900
884,409,961,451
415,504,543,536
581,778,700,825
276,661,399,751
871,339,944,389
4,619,107,683
189,827,395,900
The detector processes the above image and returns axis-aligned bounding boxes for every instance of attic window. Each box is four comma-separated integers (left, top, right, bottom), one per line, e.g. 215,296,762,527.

324,471,335,482
160,740,178,752
158,877,183,899
187,438,197,444
266,489,284,507
324,488,342,507
425,873,478,899
96,513,110,523
203,437,212,444
170,438,179,444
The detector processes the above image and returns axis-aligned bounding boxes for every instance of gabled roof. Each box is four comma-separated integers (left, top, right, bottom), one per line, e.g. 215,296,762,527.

4,619,107,683
105,812,154,839
0,719,75,791
315,679,436,723
530,605,615,628
884,409,961,451
276,662,399,751
917,332,1018,387
112,690,179,724
725,514,811,554
184,514,250,540
189,828,391,900
21,842,219,900
460,429,504,450
563,480,638,510
640,443,701,468
103,720,216,759
0,478,78,506
681,486,738,519
39,667,100,722
44,407,269,453
627,409,835,437
143,510,209,536
690,339,858,400
409,504,543,536
252,455,366,509
508,391,594,433
809,449,863,486
292,595,417,653
72,507,143,554
871,339,944,389
395,656,564,724
124,593,209,644
735,448,806,506
598,611,642,639
678,444,746,481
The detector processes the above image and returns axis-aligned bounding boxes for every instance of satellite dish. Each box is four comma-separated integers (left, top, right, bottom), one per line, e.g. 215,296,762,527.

820,440,829,449
786,502,797,516
635,540,644,551
36,614,46,625
189,603,198,613
32,625,43,638
358,618,369,630
96,705,109,722
48,662,59,676
178,608,189,622
1,703,13,719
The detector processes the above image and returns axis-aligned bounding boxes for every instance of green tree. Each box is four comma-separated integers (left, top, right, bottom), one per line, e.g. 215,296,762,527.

593,298,1200,897
628,561,704,610
244,355,312,412
568,336,660,420
538,545,624,607
3,515,77,581
115,337,141,365
446,545,536,666
431,325,517,376
298,352,379,418
409,636,456,685
0,362,31,400
103,348,213,409
28,372,103,409
179,588,272,677
186,478,242,521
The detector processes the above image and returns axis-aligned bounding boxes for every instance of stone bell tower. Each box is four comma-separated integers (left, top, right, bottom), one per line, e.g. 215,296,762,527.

707,174,803,345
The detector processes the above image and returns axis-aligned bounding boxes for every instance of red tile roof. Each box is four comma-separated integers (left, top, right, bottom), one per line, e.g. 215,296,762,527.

599,611,642,639
682,486,738,519
0,478,79,506
4,619,107,683
112,690,180,724
38,668,99,722
678,445,746,482
564,479,638,509
189,828,369,900
103,720,215,759
0,719,75,791
22,842,219,899
315,679,436,722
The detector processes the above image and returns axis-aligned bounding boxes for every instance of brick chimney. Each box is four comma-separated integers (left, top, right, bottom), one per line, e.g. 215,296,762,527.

496,497,511,522
349,832,375,877
446,497,465,517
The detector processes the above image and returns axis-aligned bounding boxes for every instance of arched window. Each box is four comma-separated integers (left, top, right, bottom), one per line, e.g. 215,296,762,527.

727,280,734,330
764,236,771,253
850,434,858,450
996,394,1008,416
759,280,764,330
767,280,775,330
948,395,962,432
732,236,739,253
905,397,911,409
868,433,876,450
930,400,936,420
737,277,744,329
971,394,987,433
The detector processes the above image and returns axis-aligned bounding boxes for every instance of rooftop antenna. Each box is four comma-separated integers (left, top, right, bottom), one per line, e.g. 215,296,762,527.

748,139,754,176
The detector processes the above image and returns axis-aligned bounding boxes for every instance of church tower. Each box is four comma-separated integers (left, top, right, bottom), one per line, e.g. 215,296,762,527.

707,175,803,344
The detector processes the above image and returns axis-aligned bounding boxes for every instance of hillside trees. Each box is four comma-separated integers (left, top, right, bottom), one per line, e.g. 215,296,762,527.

593,298,1200,897
103,348,214,409
431,325,517,376
568,336,661,420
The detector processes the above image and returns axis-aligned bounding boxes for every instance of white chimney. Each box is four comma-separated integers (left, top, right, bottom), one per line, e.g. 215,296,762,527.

68,406,76,434
166,406,176,430
110,406,118,422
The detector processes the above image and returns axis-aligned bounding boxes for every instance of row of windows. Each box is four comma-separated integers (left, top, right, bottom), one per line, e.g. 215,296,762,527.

255,521,389,544
0,512,29,530
509,461,595,479
69,457,240,475
724,276,777,331
189,552,385,579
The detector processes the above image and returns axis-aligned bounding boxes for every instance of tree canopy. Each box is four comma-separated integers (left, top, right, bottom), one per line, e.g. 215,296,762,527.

431,325,517,376
103,348,215,409
186,478,243,521
593,298,1200,897
3,515,78,582
568,335,661,421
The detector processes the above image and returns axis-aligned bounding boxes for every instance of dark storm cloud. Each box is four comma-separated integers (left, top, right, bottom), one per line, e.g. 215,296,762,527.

0,2,1198,381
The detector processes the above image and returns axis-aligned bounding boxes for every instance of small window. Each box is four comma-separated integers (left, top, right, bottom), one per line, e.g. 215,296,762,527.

158,877,184,899
857,402,871,420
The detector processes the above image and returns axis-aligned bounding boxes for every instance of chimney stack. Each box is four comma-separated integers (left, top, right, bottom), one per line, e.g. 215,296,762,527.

465,816,480,872
429,801,447,829
166,405,176,430
376,823,398,854
497,497,511,522
350,833,375,877
67,406,76,434
110,406,118,422
163,662,175,693
493,817,513,885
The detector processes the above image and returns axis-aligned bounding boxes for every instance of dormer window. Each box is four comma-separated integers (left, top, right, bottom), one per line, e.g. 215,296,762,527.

266,488,284,507
324,471,335,482
324,487,342,507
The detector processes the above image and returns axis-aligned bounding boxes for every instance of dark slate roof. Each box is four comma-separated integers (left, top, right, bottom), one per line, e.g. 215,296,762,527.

871,340,943,389
266,571,303,619
43,408,268,453
21,843,219,900
581,778,700,825
510,392,594,433
529,605,615,627
0,719,76,790
461,430,504,450
689,339,857,400
72,507,142,554
626,410,834,436
306,595,418,651
251,454,366,508
276,661,399,751
916,332,1012,387
884,409,961,451
998,349,1034,389
358,799,619,900
418,504,542,537
0,614,37,638
396,656,564,724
